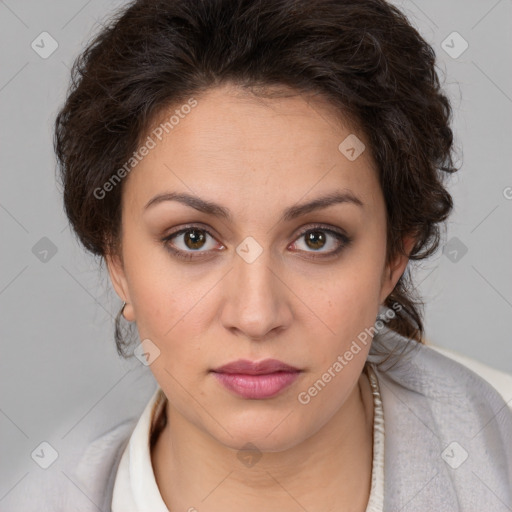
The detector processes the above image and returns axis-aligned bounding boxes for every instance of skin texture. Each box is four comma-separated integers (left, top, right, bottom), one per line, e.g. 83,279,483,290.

106,83,414,511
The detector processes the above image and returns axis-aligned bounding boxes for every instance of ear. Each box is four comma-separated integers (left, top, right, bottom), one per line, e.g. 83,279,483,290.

379,234,416,304
105,251,135,322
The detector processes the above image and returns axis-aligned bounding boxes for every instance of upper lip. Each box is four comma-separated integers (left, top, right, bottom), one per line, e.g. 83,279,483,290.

211,358,300,375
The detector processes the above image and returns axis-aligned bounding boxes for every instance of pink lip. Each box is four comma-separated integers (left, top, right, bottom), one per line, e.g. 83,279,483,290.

212,358,300,375
211,359,301,399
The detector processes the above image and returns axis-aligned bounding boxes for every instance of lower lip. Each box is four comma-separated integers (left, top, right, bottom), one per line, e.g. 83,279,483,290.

212,371,301,399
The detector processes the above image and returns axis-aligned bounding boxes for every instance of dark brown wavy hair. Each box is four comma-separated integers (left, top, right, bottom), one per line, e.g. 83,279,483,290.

54,0,458,357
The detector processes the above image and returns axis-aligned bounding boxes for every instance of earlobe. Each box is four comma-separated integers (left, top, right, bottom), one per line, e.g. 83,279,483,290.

105,252,135,322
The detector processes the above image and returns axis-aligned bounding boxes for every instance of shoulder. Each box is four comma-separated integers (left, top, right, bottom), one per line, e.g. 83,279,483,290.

427,343,512,406
1,418,137,512
369,327,512,509
369,325,512,414
72,418,137,510
2,368,158,512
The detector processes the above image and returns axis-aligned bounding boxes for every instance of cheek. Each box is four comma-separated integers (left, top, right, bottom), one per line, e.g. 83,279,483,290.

295,272,381,417
301,253,385,380
127,267,211,404
317,253,385,329
130,274,207,347
121,232,203,343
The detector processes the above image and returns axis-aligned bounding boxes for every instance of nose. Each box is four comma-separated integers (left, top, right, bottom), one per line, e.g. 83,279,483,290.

220,247,293,341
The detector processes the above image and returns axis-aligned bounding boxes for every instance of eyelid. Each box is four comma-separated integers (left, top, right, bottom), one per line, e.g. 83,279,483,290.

289,223,351,259
293,223,348,239
161,223,223,248
162,222,348,240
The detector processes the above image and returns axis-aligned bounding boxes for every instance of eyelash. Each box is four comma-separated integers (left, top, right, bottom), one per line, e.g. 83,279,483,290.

160,223,352,261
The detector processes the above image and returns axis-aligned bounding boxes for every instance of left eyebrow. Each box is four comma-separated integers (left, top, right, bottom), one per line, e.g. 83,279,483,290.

281,190,364,221
143,190,364,222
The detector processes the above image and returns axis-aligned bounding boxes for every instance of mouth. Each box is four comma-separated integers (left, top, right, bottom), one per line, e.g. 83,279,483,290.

210,359,302,399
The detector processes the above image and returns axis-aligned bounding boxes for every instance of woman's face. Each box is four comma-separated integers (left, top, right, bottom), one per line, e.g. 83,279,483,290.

107,83,409,451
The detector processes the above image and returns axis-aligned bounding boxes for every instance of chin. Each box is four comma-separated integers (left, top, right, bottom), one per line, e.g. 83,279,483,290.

211,414,311,454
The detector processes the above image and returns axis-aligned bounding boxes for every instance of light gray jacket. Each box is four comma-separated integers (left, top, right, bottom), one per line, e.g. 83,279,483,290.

4,326,512,511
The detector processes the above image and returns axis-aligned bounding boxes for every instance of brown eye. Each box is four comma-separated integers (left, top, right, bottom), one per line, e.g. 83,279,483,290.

161,225,223,261
290,225,352,259
183,228,207,250
304,230,327,250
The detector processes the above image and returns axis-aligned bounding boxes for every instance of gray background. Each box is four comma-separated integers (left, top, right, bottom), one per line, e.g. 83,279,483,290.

1,0,511,506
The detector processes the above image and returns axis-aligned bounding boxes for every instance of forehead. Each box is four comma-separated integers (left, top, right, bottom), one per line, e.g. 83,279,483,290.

122,84,381,216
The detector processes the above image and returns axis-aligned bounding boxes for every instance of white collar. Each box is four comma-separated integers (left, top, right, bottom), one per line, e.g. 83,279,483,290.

111,386,169,511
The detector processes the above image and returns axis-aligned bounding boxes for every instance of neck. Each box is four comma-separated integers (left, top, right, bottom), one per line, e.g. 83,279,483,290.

152,369,375,512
